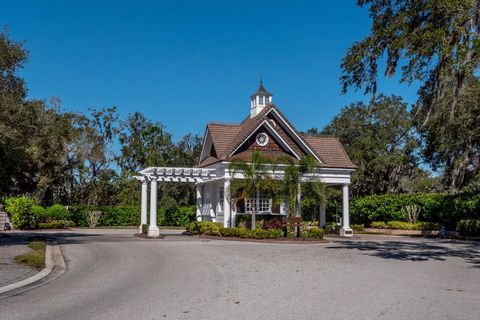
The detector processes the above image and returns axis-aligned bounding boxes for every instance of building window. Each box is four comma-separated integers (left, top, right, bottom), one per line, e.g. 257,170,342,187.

245,194,271,213
218,187,224,212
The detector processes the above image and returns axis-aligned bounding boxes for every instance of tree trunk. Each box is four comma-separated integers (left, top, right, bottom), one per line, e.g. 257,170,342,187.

251,195,256,230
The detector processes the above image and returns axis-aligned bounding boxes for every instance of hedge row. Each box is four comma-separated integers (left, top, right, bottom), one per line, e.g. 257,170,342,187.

186,221,325,239
350,192,480,228
369,221,440,230
4,197,73,229
69,205,195,227
2,197,196,228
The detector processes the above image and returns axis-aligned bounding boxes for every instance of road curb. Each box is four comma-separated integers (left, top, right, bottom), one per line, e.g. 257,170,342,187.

0,242,66,295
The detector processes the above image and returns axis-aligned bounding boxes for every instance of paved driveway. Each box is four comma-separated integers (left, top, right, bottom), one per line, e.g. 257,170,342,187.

0,229,479,320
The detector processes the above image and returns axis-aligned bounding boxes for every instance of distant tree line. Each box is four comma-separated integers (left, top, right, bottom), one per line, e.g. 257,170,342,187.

0,30,202,207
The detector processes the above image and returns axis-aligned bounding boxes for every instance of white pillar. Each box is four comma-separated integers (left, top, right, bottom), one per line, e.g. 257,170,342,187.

296,183,302,217
223,179,231,228
196,185,202,221
139,179,148,233
340,184,353,237
148,176,160,237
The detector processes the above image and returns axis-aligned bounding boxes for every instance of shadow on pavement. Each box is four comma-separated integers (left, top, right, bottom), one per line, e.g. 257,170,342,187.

327,240,480,268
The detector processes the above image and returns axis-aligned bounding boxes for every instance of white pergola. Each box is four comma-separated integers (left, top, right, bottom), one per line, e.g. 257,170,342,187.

136,165,353,237
136,167,217,237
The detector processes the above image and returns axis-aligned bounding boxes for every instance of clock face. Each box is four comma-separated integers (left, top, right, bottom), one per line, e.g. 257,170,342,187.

256,132,269,146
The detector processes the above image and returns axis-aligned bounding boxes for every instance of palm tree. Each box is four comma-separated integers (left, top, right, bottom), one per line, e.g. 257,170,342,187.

228,151,277,230
281,155,316,217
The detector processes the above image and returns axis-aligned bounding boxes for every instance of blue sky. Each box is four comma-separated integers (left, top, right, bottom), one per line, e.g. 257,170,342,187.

1,0,420,140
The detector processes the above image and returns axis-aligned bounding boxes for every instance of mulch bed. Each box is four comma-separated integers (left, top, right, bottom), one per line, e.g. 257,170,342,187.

195,234,328,244
134,232,328,243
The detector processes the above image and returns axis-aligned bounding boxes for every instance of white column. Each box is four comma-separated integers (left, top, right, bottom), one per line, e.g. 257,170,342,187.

148,176,160,237
223,179,231,228
196,185,202,221
296,183,302,217
340,184,353,237
139,179,148,233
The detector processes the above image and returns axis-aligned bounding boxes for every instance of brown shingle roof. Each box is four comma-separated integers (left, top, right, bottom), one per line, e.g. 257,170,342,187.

302,135,357,169
207,123,241,157
198,105,356,170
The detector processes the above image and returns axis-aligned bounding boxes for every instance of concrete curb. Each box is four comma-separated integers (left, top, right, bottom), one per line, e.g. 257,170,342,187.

0,242,66,295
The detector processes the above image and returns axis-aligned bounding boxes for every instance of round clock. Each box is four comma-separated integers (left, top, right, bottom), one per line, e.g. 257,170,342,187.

256,132,269,146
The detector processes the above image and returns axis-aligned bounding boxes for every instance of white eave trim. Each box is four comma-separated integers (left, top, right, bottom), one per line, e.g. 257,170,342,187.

198,127,211,166
267,108,323,163
228,120,301,159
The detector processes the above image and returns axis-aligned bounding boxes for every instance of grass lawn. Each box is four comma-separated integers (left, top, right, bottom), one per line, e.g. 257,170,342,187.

15,240,46,270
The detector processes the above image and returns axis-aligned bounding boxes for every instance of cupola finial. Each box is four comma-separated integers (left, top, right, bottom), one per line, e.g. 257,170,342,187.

250,77,273,118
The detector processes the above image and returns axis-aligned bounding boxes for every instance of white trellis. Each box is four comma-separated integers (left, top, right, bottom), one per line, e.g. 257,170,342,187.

135,167,217,237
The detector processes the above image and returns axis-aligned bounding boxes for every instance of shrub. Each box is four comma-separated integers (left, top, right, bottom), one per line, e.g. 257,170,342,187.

219,227,239,237
142,224,149,234
370,221,387,229
32,205,47,222
350,224,364,231
5,197,38,229
46,204,69,221
164,205,195,227
324,222,340,234
301,227,325,239
457,219,480,237
186,221,222,235
199,222,222,235
351,192,480,229
69,205,139,227
370,220,440,230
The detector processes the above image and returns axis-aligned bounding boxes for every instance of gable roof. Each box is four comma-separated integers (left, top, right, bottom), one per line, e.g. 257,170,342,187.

197,104,356,169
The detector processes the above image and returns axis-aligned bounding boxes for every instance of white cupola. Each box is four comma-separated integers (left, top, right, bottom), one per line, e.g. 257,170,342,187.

250,77,272,118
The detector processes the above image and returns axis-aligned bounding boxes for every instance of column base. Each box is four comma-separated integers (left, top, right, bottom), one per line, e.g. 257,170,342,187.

340,227,353,237
147,226,160,237
138,225,143,234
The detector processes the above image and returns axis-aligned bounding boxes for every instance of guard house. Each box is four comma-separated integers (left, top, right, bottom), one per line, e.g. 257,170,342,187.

138,81,356,237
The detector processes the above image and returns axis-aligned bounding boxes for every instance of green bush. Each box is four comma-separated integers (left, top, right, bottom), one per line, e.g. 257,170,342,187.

324,222,341,234
351,192,480,229
219,227,239,237
199,222,222,235
46,204,69,221
164,205,195,227
186,221,222,235
5,197,39,229
370,221,388,229
369,220,440,230
32,205,47,222
69,205,195,227
457,219,480,237
350,224,364,231
301,227,325,239
142,224,149,234
69,205,140,227
191,223,283,239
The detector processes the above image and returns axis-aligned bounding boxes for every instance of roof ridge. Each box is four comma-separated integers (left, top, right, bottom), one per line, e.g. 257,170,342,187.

208,122,241,127
302,133,338,138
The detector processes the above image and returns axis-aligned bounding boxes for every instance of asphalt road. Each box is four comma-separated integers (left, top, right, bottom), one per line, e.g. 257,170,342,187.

0,229,479,320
